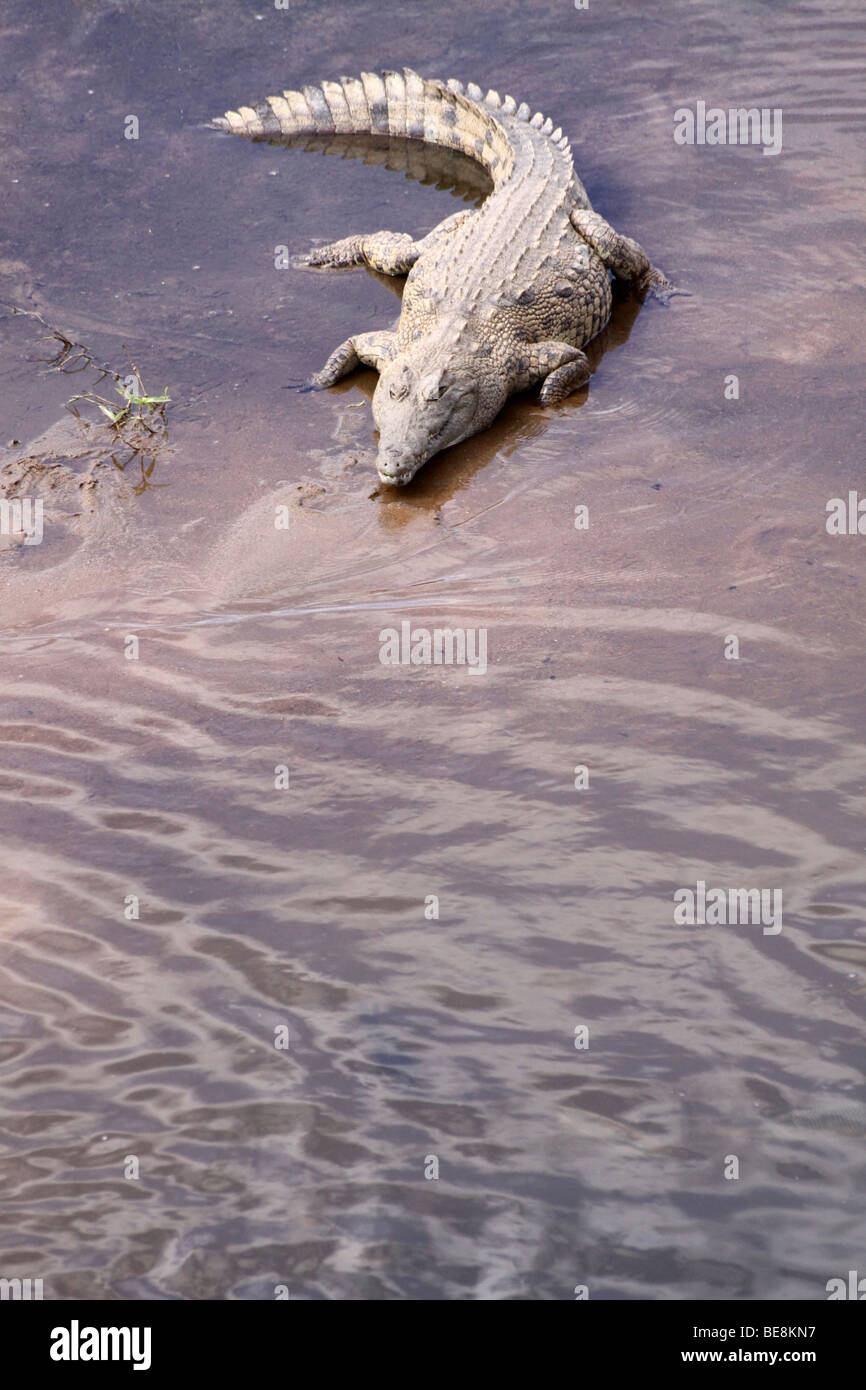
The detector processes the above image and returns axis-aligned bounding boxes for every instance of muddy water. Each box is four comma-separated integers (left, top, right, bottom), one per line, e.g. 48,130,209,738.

1,0,864,1300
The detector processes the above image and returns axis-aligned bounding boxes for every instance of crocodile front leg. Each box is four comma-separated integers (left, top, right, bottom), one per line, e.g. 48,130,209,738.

312,330,396,387
302,210,475,276
570,208,674,301
518,341,591,404
539,351,591,404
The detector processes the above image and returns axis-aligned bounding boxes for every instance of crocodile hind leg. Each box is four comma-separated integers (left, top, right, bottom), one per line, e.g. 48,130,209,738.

312,329,396,387
302,209,474,275
303,231,420,274
570,208,674,301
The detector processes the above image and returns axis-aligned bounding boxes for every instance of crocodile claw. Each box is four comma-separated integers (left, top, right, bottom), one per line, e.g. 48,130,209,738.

639,268,689,305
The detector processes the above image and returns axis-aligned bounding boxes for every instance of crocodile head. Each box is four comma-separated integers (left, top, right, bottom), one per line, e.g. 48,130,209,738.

373,345,504,486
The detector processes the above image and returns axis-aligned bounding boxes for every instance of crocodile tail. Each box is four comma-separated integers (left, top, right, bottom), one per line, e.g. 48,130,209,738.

210,67,567,189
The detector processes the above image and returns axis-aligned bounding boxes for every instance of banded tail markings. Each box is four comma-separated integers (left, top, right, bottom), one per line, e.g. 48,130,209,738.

212,68,570,183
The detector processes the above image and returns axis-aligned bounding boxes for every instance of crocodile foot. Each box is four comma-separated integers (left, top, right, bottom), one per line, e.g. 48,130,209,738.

300,235,367,269
638,267,688,305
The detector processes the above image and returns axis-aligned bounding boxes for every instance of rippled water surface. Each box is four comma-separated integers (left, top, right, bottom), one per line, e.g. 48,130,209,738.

1,0,864,1299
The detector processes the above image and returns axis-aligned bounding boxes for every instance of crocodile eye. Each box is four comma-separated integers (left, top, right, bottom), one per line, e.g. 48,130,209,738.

420,372,450,401
436,370,456,397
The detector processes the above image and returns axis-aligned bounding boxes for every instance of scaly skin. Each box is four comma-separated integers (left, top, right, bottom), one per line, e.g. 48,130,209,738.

213,68,673,486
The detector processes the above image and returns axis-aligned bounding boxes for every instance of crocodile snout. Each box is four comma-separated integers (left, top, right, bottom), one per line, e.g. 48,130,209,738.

376,448,425,486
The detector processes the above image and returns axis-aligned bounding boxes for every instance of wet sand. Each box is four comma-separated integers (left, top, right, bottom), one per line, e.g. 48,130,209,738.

0,0,864,1298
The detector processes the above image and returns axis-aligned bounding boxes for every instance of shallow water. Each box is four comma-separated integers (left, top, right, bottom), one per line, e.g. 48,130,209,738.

0,0,864,1299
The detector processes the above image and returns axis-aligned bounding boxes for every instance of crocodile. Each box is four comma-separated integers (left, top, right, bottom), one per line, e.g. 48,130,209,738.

212,68,673,486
